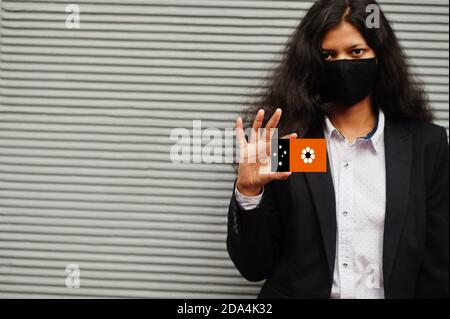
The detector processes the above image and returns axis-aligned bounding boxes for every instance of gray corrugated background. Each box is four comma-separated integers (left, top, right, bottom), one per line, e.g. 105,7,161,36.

0,0,448,298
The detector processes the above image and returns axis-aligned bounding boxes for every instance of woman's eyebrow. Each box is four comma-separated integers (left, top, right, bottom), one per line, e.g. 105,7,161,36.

348,44,365,49
321,44,365,51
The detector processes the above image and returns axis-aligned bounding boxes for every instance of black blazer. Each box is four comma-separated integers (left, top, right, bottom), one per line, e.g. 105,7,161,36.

227,118,449,299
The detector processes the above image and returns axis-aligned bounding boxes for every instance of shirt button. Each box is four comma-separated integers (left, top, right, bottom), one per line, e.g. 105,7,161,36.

343,263,348,268
343,211,349,217
344,162,349,168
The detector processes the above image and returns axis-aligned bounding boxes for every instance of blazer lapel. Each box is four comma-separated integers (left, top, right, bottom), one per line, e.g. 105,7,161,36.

303,123,337,278
383,119,413,290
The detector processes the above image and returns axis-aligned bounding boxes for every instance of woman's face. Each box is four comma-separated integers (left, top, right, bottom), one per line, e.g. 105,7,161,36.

321,21,376,61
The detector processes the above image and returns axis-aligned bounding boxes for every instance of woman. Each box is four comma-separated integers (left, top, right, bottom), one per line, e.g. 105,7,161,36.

227,0,448,299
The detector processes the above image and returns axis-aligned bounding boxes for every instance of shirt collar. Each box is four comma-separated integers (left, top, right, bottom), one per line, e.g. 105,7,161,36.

323,108,385,153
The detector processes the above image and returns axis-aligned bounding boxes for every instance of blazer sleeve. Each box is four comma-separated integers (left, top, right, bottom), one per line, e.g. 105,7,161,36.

415,127,449,298
226,181,282,282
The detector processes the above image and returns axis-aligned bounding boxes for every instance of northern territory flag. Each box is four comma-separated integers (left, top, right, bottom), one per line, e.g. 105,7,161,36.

271,139,327,173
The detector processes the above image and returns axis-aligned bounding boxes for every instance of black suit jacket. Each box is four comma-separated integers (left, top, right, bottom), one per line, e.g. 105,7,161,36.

227,118,449,299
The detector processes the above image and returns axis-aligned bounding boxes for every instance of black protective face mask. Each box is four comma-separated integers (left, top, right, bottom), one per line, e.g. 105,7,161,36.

319,58,379,108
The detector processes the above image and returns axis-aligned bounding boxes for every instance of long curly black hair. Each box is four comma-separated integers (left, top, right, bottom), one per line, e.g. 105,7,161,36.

243,0,432,137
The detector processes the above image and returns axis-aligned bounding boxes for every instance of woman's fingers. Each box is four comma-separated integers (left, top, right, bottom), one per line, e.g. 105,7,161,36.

250,109,265,144
235,117,247,151
265,108,282,145
269,172,292,181
235,117,245,140
265,108,282,129
252,109,265,131
281,133,298,140
237,109,295,164
258,170,291,187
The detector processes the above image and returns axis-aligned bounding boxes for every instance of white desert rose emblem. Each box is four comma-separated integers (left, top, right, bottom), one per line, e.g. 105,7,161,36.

301,147,316,164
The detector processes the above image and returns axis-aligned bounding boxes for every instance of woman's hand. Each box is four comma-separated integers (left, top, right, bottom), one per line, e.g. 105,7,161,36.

235,108,298,196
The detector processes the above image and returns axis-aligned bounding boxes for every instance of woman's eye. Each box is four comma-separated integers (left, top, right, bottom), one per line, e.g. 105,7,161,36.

352,49,365,56
321,52,333,60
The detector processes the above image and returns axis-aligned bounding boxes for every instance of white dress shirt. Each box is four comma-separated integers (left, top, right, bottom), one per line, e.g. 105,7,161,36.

235,109,386,299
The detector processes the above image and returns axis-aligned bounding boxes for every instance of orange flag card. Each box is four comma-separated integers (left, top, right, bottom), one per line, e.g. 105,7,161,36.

289,139,327,173
271,139,327,173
